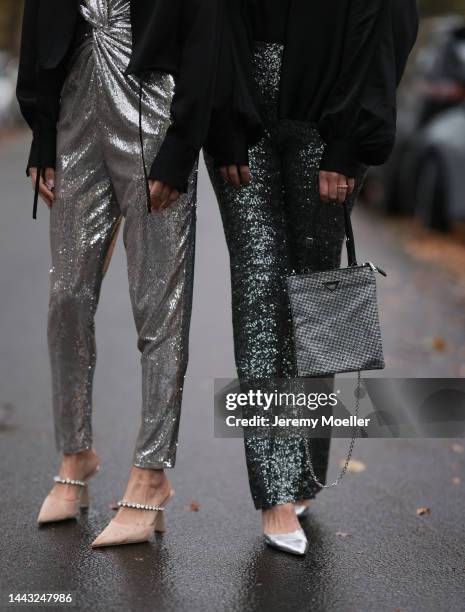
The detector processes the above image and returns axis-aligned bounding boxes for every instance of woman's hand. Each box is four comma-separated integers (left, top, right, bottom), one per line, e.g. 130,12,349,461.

319,171,355,205
29,167,55,208
149,180,180,212
220,164,251,189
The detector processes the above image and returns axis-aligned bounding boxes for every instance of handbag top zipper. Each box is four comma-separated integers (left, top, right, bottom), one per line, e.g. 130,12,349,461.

289,262,387,279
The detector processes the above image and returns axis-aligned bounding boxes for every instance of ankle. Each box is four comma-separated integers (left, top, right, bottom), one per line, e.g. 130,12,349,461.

60,449,99,475
129,467,167,486
262,503,300,534
124,468,172,503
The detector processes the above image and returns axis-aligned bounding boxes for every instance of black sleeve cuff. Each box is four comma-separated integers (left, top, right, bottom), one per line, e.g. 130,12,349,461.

320,139,362,178
26,126,57,172
149,131,198,194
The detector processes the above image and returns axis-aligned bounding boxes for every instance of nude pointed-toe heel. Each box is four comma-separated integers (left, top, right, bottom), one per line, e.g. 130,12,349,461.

37,496,82,525
37,467,99,525
91,491,173,548
80,485,90,509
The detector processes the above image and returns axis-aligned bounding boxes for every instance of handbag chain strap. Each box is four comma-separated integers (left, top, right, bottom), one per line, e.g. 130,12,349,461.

302,203,359,487
343,201,358,267
303,371,361,488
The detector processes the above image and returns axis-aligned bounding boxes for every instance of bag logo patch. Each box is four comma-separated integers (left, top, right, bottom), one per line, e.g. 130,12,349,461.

323,281,340,292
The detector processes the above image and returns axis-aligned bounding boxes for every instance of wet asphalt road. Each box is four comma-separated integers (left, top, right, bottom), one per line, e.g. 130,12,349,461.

1,134,465,612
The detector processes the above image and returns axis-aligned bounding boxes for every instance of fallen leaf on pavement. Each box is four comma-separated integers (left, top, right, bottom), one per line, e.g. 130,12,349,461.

189,499,201,512
416,507,431,516
339,459,366,473
432,336,446,352
402,226,465,283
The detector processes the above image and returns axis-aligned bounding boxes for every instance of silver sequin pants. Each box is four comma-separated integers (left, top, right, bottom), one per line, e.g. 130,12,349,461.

49,0,197,469
207,42,362,509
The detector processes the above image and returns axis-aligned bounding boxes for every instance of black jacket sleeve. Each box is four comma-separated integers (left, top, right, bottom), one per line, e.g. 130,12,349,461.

148,0,223,191
204,0,262,167
16,0,38,132
319,0,419,177
16,0,66,172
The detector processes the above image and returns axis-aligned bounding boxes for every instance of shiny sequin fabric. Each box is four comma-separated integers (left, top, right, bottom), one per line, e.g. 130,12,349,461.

49,0,197,469
206,42,362,509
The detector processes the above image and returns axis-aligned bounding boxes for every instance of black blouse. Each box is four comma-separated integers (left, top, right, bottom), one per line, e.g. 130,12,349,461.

249,0,290,44
16,0,261,211
211,0,419,178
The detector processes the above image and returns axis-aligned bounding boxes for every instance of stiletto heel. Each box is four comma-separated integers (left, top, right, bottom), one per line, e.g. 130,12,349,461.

154,510,165,533
295,502,311,519
37,466,99,525
80,485,90,509
91,490,174,548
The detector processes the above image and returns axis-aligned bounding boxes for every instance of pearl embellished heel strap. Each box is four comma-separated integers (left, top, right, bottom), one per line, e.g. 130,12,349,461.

117,501,165,511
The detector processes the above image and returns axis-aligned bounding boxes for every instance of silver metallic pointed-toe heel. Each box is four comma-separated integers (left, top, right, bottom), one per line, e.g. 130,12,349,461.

37,467,100,525
295,503,311,519
264,528,309,556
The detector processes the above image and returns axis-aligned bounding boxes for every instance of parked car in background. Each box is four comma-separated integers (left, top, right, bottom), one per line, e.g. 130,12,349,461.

368,16,465,231
414,101,465,231
0,50,19,130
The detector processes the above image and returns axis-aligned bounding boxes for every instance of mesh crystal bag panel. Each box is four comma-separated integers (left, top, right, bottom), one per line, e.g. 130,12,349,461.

287,266,385,376
287,203,385,377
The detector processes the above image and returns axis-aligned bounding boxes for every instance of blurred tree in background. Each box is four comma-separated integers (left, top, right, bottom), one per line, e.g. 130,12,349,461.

0,0,22,53
0,0,465,53
421,0,465,16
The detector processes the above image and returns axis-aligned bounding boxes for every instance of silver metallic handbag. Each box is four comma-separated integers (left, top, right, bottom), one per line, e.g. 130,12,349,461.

287,202,386,378
286,203,386,488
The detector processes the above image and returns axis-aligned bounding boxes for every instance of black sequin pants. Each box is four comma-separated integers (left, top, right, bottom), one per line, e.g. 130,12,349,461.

206,42,360,509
